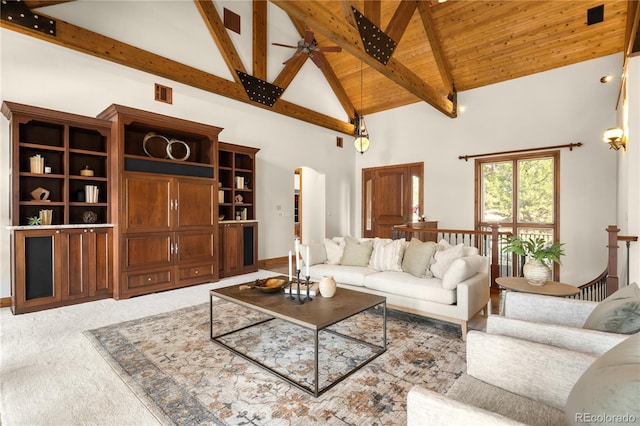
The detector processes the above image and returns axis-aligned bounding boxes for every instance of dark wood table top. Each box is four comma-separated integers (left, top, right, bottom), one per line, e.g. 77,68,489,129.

211,277,386,330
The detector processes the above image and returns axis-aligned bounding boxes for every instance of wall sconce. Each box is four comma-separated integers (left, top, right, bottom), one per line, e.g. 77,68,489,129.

603,127,626,151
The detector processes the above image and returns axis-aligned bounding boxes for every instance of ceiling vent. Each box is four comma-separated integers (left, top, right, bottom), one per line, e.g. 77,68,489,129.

224,8,240,35
587,5,604,26
154,83,173,104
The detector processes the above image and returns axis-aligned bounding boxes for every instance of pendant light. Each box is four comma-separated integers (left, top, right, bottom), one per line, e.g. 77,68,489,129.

354,61,370,154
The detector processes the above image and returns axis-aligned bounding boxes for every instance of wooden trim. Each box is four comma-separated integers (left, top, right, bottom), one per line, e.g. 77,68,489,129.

416,1,454,95
606,225,620,295
0,297,11,308
385,1,417,44
252,0,268,80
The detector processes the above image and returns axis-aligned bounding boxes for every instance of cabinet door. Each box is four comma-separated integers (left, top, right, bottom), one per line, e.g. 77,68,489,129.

123,172,172,233
174,177,215,229
175,230,216,264
91,228,113,297
219,223,241,276
240,222,258,273
61,228,90,301
13,230,62,313
122,233,172,271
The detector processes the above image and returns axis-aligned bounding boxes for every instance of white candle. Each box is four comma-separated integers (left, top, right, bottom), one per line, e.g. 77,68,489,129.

288,250,292,281
306,245,310,277
294,238,300,271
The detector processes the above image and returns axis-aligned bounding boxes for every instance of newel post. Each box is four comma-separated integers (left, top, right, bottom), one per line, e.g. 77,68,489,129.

490,223,500,288
606,225,620,296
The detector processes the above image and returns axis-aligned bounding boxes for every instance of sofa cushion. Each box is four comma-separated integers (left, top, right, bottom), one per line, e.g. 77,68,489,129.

340,236,374,267
431,243,464,279
564,332,640,425
324,238,344,265
364,271,457,305
369,238,405,272
309,264,376,287
300,242,327,267
442,255,486,290
401,239,437,278
583,283,640,334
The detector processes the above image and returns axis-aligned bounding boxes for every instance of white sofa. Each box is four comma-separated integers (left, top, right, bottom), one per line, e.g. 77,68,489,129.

303,236,491,339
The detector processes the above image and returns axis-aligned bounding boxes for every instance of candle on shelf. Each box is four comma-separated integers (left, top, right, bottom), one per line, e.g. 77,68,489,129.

288,250,292,282
294,238,300,271
306,246,310,277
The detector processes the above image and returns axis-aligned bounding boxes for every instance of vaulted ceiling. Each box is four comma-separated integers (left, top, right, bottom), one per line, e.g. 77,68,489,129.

1,1,639,135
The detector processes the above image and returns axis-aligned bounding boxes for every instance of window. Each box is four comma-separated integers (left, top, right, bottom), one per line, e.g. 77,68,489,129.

475,151,560,279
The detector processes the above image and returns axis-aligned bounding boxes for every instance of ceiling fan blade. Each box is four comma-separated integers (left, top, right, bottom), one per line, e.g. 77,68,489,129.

317,46,342,53
304,29,314,44
272,42,298,49
309,53,324,68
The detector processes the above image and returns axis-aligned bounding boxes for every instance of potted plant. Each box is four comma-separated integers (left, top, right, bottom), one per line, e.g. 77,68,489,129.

501,235,565,285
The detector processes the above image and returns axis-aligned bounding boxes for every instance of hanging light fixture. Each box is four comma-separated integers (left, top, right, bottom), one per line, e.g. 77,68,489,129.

354,61,370,154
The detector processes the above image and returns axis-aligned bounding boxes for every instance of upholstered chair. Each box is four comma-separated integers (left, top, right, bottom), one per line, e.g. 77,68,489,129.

490,283,640,355
407,331,640,426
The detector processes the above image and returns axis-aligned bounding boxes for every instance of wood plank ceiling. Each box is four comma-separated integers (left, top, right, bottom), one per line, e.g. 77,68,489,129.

1,0,638,135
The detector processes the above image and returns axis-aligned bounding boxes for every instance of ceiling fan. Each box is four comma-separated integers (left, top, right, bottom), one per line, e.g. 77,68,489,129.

272,29,342,68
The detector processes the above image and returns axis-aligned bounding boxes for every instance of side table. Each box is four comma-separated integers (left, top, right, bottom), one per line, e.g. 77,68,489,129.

495,276,579,315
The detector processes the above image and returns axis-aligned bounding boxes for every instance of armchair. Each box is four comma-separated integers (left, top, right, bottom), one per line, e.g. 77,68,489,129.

407,331,640,426
491,290,633,355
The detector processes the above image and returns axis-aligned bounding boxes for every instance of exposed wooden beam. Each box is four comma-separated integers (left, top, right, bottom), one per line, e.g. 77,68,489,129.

416,1,455,97
194,0,246,82
625,0,640,56
385,1,417,45
364,0,381,28
271,0,455,117
272,53,308,89
0,16,354,135
253,0,268,80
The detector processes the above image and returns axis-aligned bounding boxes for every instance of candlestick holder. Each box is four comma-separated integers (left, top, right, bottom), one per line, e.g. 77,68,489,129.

304,276,313,301
294,269,304,305
286,277,294,300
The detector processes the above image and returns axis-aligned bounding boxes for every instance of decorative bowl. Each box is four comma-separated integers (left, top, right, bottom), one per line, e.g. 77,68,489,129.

254,277,286,293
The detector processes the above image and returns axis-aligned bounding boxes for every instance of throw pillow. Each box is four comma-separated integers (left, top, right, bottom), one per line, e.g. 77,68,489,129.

324,238,345,265
300,243,327,267
430,243,464,279
463,246,479,256
369,238,405,271
340,236,374,267
564,332,640,426
442,255,485,290
583,283,640,334
401,239,437,278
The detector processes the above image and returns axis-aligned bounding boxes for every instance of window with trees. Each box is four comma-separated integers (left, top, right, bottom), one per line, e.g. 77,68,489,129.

475,151,560,279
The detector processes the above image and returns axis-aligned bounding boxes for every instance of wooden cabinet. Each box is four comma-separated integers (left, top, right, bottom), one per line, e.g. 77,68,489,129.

218,142,259,222
219,221,258,277
12,227,113,314
98,105,223,298
2,101,115,314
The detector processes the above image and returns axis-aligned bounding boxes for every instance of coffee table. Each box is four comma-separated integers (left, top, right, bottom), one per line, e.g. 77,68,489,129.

209,279,387,397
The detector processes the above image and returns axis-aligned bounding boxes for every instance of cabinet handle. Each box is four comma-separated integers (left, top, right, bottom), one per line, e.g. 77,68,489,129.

84,229,87,233
147,277,152,282
170,200,175,210
175,243,179,254
55,230,60,234
170,243,174,255
175,200,179,210
195,269,199,274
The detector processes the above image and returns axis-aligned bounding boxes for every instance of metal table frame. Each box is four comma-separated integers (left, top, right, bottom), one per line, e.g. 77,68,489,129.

209,290,386,397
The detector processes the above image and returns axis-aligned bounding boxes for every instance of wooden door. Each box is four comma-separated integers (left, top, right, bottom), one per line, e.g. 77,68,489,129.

123,172,172,233
362,163,423,238
219,223,241,276
91,227,113,297
174,177,216,229
61,228,90,301
122,233,173,271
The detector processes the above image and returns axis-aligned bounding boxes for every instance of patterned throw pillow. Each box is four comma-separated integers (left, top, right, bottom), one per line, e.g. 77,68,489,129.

369,238,406,271
340,236,374,267
583,282,640,334
430,243,464,279
324,238,344,265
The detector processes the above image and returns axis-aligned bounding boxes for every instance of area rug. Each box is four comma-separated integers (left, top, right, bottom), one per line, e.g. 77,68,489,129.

85,299,466,425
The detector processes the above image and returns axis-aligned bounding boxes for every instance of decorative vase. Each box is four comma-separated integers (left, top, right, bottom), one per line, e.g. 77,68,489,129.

523,259,550,286
319,275,337,298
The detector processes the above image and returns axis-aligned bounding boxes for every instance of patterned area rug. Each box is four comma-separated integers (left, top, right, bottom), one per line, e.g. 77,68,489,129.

85,299,465,425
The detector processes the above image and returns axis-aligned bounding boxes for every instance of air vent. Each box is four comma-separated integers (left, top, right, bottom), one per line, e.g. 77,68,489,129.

336,137,343,148
154,83,173,104
224,8,240,35
587,4,604,26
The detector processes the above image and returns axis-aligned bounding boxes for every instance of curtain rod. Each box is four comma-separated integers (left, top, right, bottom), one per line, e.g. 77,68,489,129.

458,142,583,161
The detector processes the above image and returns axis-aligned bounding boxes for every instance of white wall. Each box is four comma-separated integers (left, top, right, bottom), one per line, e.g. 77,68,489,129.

618,56,640,286
354,54,623,286
0,29,356,298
